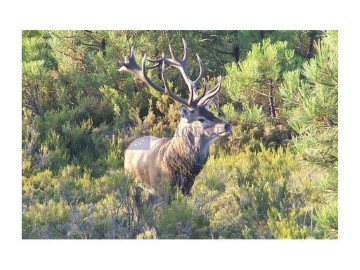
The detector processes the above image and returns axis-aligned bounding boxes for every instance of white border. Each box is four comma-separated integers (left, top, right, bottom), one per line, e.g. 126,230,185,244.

1,0,359,269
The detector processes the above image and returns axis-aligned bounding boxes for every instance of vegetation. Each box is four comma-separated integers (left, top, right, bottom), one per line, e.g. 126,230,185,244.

22,30,337,239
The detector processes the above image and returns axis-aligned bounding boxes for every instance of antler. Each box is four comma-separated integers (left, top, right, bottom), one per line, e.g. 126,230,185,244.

119,39,221,109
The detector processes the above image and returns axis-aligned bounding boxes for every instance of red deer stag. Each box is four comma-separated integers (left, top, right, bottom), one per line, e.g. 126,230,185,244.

119,39,231,196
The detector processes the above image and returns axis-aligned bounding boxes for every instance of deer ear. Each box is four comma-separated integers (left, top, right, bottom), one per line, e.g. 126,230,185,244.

180,106,191,119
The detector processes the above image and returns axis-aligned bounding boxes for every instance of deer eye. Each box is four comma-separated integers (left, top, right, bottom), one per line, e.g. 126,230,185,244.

197,118,205,123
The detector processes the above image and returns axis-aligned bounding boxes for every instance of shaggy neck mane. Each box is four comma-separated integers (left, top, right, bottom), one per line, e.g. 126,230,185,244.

161,128,209,183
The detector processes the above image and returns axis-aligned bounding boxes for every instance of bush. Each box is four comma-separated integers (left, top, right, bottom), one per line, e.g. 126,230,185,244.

156,196,211,239
23,200,71,239
189,144,324,239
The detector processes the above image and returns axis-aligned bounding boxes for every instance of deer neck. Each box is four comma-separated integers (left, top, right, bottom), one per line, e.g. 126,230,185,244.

166,126,209,169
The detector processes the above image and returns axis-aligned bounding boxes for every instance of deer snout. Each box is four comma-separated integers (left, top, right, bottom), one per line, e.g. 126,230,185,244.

215,122,231,136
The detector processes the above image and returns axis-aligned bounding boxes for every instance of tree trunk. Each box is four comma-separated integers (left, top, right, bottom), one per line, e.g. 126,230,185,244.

232,44,240,63
101,38,106,57
268,81,276,118
306,31,317,60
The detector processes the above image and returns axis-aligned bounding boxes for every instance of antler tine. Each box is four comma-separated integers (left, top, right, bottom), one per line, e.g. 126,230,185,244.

141,53,165,93
193,78,207,103
130,45,135,59
168,43,178,62
120,45,162,81
188,79,194,106
197,77,222,107
161,60,171,92
123,46,135,64
119,45,148,83
193,54,204,91
181,38,189,63
161,58,192,108
168,38,189,64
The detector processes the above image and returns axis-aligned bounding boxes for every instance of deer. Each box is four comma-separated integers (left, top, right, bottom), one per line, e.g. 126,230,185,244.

119,39,231,197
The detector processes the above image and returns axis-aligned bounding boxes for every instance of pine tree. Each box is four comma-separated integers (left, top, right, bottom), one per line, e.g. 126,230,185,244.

279,31,338,238
225,38,302,117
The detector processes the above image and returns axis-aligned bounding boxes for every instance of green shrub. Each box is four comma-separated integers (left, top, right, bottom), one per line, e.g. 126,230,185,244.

312,200,338,239
23,200,71,239
267,207,310,239
191,144,318,239
157,196,211,239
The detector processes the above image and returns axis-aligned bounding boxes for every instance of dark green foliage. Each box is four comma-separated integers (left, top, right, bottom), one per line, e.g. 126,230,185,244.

279,31,338,238
22,30,337,239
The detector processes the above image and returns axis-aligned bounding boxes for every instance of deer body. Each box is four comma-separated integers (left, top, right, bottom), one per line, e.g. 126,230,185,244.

125,133,204,195
120,39,230,195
